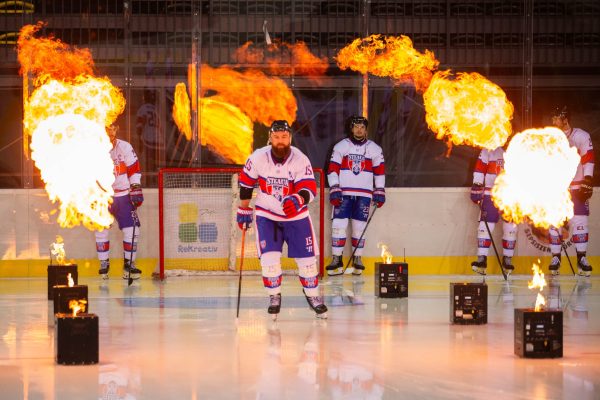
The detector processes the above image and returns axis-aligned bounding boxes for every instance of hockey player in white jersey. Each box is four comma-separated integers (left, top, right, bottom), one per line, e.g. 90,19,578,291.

470,146,518,275
237,120,327,319
548,106,595,276
326,116,385,276
95,124,144,280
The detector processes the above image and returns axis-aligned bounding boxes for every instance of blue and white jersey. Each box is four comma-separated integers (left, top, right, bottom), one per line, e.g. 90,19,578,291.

240,146,317,222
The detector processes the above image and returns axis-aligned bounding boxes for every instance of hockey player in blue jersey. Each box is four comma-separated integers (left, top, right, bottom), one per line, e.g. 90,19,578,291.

326,116,385,276
237,120,328,319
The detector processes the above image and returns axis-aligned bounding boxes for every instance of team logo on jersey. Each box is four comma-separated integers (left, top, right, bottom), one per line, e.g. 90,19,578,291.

265,177,290,201
347,154,365,175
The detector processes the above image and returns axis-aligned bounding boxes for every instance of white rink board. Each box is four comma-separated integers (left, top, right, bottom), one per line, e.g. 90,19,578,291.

0,188,597,264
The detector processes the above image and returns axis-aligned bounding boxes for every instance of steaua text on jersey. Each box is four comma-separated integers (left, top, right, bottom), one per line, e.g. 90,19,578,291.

110,139,141,198
239,146,317,222
327,138,385,198
473,147,505,195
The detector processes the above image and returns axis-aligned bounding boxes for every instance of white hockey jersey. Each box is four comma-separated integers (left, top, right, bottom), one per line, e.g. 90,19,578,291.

111,139,142,198
239,146,317,222
566,127,595,190
327,138,385,198
473,147,504,195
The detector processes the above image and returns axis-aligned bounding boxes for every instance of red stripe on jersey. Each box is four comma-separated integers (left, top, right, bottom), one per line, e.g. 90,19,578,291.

127,160,140,177
115,162,127,176
474,159,487,173
581,150,595,164
239,171,257,187
295,179,317,196
487,161,501,175
340,156,373,172
373,163,385,175
328,161,341,175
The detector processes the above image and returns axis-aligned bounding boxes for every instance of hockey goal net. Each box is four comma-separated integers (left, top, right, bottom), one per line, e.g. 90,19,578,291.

158,167,325,279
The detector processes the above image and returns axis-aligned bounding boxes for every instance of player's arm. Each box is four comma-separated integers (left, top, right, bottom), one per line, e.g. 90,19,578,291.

470,150,488,204
372,144,386,207
123,142,143,208
577,132,595,200
281,159,316,217
237,156,257,229
327,144,343,206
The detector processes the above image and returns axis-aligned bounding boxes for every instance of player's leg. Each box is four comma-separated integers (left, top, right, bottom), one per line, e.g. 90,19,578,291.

472,195,499,275
328,196,352,276
501,221,518,274
348,196,371,275
571,198,592,276
256,216,285,316
285,217,327,318
95,229,110,279
113,196,141,280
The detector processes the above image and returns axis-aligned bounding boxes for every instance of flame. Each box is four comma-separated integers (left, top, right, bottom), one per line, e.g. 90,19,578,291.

67,272,74,287
377,242,393,264
68,299,87,317
528,262,547,311
50,235,66,265
18,24,124,231
172,83,192,141
233,41,329,80
336,34,439,92
492,127,580,229
423,71,514,149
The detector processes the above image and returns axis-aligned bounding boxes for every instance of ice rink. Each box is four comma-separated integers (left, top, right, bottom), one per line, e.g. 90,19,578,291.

1,274,599,399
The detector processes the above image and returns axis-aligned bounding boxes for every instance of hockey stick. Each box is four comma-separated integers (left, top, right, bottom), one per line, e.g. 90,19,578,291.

128,210,139,286
343,204,378,273
478,200,508,281
559,235,576,276
236,227,247,319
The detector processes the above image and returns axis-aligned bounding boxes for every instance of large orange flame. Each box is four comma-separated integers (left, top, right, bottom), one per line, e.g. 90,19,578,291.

492,127,580,229
377,242,393,264
528,262,547,311
423,71,514,150
50,235,66,265
173,82,192,141
234,41,328,80
18,24,124,230
336,34,439,92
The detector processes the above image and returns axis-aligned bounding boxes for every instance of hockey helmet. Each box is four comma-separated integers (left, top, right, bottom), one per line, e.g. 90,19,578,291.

552,105,569,120
350,115,368,128
269,120,292,133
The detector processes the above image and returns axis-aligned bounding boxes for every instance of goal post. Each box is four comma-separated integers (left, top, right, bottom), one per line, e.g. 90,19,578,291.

158,167,325,280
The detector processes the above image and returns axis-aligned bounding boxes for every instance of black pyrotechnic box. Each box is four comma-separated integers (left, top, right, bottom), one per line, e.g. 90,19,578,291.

47,264,78,300
514,308,563,358
55,313,99,365
375,262,408,298
450,282,487,324
53,285,88,314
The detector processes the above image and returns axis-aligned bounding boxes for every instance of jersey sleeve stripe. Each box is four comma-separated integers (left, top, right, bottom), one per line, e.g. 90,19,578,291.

126,161,141,177
294,179,317,196
581,150,595,165
239,171,257,187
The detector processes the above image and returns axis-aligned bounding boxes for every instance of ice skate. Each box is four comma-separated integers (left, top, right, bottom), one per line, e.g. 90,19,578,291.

502,256,515,276
326,255,344,276
548,255,561,276
577,254,592,277
303,289,328,319
351,256,365,276
98,260,110,280
471,256,487,275
122,259,141,280
268,293,281,320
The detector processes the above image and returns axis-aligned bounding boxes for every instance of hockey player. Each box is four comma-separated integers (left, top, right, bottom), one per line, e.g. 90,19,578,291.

470,146,518,275
326,116,385,276
237,120,328,319
547,106,594,276
95,124,144,280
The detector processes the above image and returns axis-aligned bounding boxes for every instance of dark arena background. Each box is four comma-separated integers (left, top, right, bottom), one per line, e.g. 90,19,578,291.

1,1,599,399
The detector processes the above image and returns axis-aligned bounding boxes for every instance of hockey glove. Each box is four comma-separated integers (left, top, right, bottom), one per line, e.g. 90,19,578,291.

129,184,144,208
329,185,342,207
281,193,305,218
578,176,593,201
470,183,484,204
236,206,253,230
373,188,385,208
